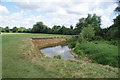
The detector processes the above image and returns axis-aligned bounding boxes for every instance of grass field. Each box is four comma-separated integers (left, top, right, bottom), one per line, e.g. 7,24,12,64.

2,33,119,78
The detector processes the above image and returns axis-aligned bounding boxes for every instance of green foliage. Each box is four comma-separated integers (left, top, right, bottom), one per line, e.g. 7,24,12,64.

0,27,2,33
32,22,50,33
106,15,119,40
92,36,103,41
74,43,84,55
4,26,10,32
24,28,32,33
115,0,120,14
79,25,95,41
52,25,61,34
2,33,118,78
75,14,101,35
51,25,75,35
12,27,18,33
54,55,61,59
67,36,78,48
18,27,26,33
74,41,118,67
109,40,118,46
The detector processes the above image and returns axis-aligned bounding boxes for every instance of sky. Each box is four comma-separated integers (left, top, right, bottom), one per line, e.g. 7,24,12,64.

0,0,118,29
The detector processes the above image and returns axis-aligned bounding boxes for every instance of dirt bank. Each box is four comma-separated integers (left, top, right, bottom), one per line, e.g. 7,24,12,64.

32,36,67,50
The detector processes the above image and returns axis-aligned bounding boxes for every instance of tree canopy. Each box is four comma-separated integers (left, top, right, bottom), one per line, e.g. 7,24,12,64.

75,14,101,35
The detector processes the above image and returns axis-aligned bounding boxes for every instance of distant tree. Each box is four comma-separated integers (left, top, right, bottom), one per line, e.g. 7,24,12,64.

12,27,18,33
32,22,49,33
0,27,2,33
25,28,32,33
59,25,66,34
70,25,73,29
46,27,52,33
18,27,26,33
52,25,61,34
0,27,5,33
4,26,10,32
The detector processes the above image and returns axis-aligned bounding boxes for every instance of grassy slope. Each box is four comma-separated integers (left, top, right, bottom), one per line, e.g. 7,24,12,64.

2,33,118,78
74,41,118,67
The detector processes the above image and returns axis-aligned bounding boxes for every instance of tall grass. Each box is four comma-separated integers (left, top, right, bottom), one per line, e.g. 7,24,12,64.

74,41,118,67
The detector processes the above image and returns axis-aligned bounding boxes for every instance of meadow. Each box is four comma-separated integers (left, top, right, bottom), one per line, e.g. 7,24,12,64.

2,33,118,78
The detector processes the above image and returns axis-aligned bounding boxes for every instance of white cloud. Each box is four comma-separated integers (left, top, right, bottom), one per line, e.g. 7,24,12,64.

0,11,41,28
101,16,113,28
0,5,9,14
0,0,118,29
2,0,116,2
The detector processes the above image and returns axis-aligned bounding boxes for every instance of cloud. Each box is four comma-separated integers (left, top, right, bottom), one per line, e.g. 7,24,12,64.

0,0,118,29
0,11,42,28
0,5,9,14
2,0,116,2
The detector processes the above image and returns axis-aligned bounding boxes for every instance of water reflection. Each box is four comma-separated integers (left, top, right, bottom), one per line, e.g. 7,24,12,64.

40,46,75,60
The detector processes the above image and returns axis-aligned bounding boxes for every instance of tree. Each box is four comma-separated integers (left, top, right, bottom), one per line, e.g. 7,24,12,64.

52,25,61,34
0,27,5,33
24,28,32,33
75,14,101,35
4,26,10,32
75,18,85,34
18,27,26,33
70,25,73,29
79,24,95,41
106,15,119,40
115,0,120,13
106,0,120,40
12,27,18,33
0,27,2,33
32,22,49,33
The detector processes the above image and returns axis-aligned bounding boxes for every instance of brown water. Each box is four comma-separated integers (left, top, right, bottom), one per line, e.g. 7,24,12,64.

40,45,75,60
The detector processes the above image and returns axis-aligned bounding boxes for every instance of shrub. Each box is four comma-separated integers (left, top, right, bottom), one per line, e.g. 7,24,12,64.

74,43,84,55
54,55,61,59
67,36,78,48
74,41,118,67
109,40,118,46
80,25,95,41
92,36,103,41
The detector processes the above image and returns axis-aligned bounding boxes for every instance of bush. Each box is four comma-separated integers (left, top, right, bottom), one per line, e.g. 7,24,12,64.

109,40,118,46
67,36,78,48
92,36,103,41
80,25,95,41
74,43,84,55
54,55,61,59
74,41,118,67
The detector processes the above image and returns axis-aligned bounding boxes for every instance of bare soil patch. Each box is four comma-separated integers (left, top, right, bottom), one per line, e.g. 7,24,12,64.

32,36,67,50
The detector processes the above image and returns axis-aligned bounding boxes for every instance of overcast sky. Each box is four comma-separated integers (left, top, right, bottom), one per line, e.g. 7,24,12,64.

0,0,118,29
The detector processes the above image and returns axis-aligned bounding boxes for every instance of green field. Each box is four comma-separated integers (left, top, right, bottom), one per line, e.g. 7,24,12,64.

2,33,118,78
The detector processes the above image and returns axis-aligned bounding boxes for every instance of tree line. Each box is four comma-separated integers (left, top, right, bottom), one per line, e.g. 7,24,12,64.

0,13,119,40
0,26,32,33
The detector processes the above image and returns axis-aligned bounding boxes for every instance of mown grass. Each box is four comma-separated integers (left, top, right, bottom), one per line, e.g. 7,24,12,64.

2,33,119,78
74,41,118,67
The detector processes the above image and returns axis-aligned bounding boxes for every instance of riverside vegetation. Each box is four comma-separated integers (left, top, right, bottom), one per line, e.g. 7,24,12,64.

1,1,120,78
2,33,118,78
